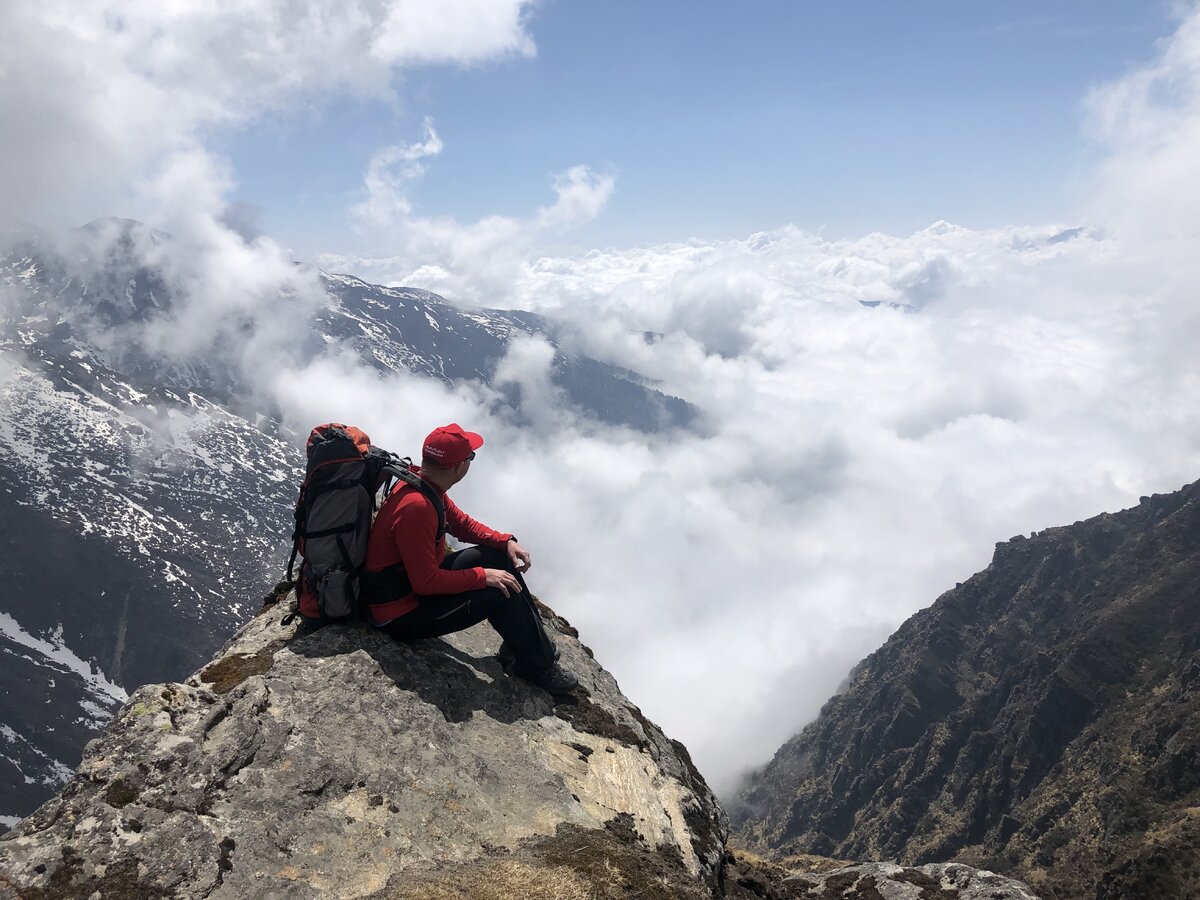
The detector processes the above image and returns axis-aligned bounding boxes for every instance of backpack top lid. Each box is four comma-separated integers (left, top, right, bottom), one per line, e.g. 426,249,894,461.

307,423,371,454
305,423,372,470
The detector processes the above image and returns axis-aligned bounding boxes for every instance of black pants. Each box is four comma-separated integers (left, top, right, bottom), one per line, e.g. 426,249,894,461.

379,545,557,671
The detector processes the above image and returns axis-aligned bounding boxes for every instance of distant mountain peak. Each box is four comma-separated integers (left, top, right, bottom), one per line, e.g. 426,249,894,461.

75,217,171,247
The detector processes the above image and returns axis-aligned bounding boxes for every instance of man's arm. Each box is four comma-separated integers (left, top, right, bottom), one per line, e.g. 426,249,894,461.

392,496,486,595
444,497,532,572
445,496,513,548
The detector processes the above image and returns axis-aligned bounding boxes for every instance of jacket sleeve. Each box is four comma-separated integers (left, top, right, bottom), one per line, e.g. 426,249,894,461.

392,493,486,595
444,496,514,549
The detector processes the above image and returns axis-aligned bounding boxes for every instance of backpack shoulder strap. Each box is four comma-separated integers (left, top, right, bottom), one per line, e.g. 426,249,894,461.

381,460,447,540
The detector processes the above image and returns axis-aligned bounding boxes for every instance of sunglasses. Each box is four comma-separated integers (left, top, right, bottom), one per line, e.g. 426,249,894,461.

466,451,476,461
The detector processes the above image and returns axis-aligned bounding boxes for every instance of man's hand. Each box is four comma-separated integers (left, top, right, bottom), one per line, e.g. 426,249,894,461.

484,568,521,597
507,539,532,573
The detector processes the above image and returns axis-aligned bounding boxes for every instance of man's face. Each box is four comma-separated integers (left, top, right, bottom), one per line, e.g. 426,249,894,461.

454,451,475,483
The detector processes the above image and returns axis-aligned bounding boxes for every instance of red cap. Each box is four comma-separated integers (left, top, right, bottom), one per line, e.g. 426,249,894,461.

422,423,484,467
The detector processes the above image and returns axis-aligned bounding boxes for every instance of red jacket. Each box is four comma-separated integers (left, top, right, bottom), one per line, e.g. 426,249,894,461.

363,472,512,625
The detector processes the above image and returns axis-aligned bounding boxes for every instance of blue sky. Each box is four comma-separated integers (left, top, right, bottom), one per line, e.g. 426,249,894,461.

218,1,1175,257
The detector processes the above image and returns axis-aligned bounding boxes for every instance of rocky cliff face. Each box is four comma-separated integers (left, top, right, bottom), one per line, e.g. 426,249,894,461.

732,480,1200,900
0,592,729,900
0,597,726,898
0,593,1041,900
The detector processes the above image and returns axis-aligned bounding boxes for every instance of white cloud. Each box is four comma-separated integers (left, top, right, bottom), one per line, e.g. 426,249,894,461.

373,0,536,65
269,353,500,454
352,120,446,229
493,334,567,430
329,147,615,303
535,166,618,230
1084,2,1200,251
0,1,532,230
415,217,1199,794
284,219,1200,799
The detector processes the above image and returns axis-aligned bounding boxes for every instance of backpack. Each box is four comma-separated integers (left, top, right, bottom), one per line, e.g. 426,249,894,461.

285,423,445,624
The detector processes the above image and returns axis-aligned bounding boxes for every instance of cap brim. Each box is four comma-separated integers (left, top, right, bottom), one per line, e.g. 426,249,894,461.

464,431,484,451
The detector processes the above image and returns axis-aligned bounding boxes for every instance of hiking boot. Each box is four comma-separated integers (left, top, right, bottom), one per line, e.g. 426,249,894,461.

522,661,579,695
496,641,518,673
498,642,577,694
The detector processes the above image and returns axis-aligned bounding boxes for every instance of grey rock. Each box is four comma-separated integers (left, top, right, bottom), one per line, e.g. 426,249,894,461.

0,597,726,898
781,862,1040,899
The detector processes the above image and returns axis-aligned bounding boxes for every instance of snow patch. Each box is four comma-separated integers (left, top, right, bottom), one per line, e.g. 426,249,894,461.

78,700,110,724
0,725,75,786
0,613,128,705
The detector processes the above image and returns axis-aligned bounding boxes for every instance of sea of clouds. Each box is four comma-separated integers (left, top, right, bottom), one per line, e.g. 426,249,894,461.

2,0,1199,795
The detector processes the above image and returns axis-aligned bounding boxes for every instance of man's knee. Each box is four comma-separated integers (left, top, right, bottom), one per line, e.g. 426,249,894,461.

445,545,511,572
473,545,512,570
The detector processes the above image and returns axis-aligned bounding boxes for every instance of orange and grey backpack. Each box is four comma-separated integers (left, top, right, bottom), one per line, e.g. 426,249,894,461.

285,423,444,625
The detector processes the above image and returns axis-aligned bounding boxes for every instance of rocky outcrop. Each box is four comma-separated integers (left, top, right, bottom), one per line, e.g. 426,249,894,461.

0,597,727,898
732,481,1200,900
725,858,1040,900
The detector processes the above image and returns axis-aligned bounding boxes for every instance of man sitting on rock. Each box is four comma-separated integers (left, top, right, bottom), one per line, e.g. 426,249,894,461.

361,422,578,694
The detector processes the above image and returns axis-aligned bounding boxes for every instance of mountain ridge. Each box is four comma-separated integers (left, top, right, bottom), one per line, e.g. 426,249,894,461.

732,478,1200,900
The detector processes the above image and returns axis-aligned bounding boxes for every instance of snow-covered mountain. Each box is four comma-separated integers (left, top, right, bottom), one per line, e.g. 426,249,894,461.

319,270,693,431
0,220,692,822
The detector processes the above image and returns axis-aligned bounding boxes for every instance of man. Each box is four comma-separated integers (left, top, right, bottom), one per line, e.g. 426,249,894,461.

361,423,578,694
